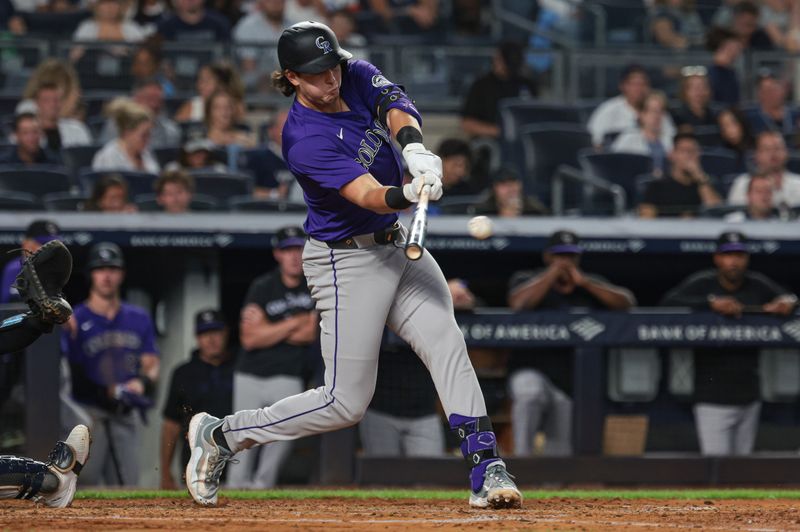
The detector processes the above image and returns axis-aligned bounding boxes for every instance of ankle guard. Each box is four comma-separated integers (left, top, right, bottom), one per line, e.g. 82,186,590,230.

449,414,501,493
0,456,58,500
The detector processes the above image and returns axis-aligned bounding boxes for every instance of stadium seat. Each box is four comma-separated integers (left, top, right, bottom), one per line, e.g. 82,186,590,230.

21,10,90,38
0,191,42,210
134,193,219,212
79,170,158,198
699,204,746,218
499,99,583,142
700,148,744,178
43,192,88,211
73,48,135,92
190,172,254,201
0,166,72,196
61,145,103,176
154,146,181,168
635,174,659,206
787,153,800,174
520,123,592,200
227,196,306,212
579,150,654,210
434,194,486,215
719,173,743,198
692,126,722,148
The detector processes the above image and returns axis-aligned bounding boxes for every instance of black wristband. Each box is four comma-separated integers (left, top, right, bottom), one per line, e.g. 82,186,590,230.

396,126,423,149
385,186,412,210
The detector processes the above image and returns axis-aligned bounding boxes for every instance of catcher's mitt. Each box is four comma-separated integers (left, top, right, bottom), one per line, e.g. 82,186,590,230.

13,240,73,324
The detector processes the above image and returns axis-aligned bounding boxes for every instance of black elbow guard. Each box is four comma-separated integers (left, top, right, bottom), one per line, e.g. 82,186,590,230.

375,85,412,128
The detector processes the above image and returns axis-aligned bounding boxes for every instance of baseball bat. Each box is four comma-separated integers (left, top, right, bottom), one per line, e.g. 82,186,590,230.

405,184,431,261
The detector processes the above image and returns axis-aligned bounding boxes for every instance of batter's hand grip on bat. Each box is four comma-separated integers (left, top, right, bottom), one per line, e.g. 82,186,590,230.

405,184,431,261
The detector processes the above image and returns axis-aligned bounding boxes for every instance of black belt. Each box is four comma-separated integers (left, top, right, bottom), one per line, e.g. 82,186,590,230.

321,222,401,249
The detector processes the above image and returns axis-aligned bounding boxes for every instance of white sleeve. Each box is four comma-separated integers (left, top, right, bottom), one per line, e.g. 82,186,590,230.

586,105,608,146
72,21,95,41
727,174,749,205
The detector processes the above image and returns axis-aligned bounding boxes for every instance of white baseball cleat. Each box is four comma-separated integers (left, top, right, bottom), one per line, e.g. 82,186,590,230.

469,461,523,509
42,424,91,508
186,412,235,506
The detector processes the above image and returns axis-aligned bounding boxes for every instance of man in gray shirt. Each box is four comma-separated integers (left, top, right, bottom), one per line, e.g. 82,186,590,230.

233,0,286,89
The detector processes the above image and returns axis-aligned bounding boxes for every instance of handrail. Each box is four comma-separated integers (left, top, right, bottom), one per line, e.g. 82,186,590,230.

551,164,626,216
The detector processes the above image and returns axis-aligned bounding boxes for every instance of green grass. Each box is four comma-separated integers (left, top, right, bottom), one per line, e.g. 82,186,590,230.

75,488,800,501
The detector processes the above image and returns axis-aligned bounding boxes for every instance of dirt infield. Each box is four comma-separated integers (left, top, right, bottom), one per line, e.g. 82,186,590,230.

2,497,800,531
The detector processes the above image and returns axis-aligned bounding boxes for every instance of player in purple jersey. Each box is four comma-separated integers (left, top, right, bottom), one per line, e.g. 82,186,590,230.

61,242,160,486
186,21,522,509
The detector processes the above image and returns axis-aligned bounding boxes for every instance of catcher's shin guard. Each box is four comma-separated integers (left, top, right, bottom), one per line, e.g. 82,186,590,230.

449,414,502,494
0,313,51,354
0,456,58,502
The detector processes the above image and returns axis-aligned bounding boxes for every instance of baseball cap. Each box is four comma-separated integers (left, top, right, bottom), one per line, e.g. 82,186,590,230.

195,309,226,334
716,231,749,254
492,166,521,184
184,137,214,153
546,230,583,255
272,226,306,249
86,242,125,270
25,220,61,245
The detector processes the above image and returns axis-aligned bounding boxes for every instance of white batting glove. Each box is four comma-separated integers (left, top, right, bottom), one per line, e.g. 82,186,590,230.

403,173,443,202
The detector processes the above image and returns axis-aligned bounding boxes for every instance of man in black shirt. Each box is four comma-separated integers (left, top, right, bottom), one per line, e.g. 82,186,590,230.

226,226,318,489
639,133,721,218
507,231,635,455
0,113,60,166
662,231,797,456
460,40,538,139
156,0,231,42
160,309,234,489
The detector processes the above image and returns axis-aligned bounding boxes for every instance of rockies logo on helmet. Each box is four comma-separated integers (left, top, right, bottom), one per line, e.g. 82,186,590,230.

315,36,333,54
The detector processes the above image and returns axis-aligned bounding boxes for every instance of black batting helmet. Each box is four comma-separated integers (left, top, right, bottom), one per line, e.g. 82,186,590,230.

278,21,352,74
86,242,125,271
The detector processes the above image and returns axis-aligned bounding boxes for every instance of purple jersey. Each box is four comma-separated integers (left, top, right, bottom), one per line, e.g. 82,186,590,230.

0,259,21,303
61,302,159,394
282,59,422,241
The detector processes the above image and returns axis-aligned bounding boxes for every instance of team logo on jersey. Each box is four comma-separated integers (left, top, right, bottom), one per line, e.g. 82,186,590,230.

316,36,333,54
371,74,392,88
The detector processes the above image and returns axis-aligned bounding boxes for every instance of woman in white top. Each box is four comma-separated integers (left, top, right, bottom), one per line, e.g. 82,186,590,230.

70,0,146,62
92,98,160,174
612,91,674,177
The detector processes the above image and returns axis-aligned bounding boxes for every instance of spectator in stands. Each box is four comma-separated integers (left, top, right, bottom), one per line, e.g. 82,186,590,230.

650,0,705,50
62,242,160,485
249,108,291,199
174,62,245,123
132,0,169,31
284,0,326,25
160,309,234,489
0,220,60,304
747,70,799,136
85,173,138,213
204,90,256,149
474,166,547,217
156,0,231,42
327,9,367,60
166,137,226,173
154,169,194,213
22,59,83,121
587,65,675,148
367,0,438,34
93,98,160,174
732,1,774,50
226,226,318,489
130,44,177,98
612,92,674,176
661,231,797,456
638,132,721,218
436,138,474,196
460,40,538,139
233,0,286,90
718,107,755,163
760,0,799,52
710,0,738,28
0,0,26,35
672,66,718,131
728,131,800,208
100,78,180,148
360,278,477,458
507,230,635,456
706,26,743,106
1,113,60,165
28,82,92,151
71,0,147,44
724,173,779,222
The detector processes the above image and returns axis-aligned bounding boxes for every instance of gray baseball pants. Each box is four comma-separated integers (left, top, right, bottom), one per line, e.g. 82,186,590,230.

359,409,445,457
226,373,304,488
509,368,573,456
77,405,139,486
694,401,761,456
221,231,487,452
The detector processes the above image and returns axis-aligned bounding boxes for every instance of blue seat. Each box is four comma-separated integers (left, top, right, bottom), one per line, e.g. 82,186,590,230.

520,123,592,200
153,146,181,168
0,191,42,210
43,192,88,211
189,172,254,201
579,150,654,210
79,170,158,197
61,145,103,176
434,194,486,215
227,196,306,212
499,99,583,142
700,148,744,179
0,166,72,196
134,193,219,212
787,153,800,174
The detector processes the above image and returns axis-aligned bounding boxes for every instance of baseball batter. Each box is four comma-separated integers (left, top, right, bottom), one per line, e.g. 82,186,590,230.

186,21,521,509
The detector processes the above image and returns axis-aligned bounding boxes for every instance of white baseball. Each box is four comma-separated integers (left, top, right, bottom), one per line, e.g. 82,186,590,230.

467,216,493,240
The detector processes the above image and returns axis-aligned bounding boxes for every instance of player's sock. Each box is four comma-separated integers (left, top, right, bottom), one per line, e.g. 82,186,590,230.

449,414,502,494
0,456,59,501
0,313,52,353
